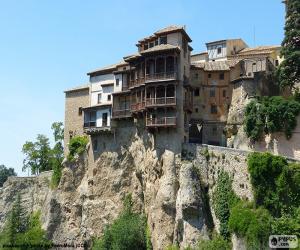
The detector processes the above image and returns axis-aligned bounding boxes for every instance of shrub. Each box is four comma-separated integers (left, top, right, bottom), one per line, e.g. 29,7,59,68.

228,202,272,250
248,152,300,217
212,170,239,239
197,234,231,250
92,194,148,250
244,96,300,141
67,136,89,161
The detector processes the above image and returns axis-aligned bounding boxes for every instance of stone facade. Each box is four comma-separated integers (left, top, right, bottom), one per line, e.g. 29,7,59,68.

64,87,89,155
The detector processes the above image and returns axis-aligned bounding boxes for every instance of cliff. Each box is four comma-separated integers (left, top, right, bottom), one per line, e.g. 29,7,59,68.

0,131,254,249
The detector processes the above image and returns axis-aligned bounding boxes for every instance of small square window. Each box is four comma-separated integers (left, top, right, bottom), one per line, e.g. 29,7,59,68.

194,88,200,96
116,79,119,86
160,36,167,44
217,47,222,54
211,105,217,114
219,73,224,80
195,73,199,79
149,42,154,48
195,108,199,113
107,94,111,101
208,73,212,78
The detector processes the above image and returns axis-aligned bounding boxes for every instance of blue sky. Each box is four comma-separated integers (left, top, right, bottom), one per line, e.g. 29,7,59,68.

0,0,285,176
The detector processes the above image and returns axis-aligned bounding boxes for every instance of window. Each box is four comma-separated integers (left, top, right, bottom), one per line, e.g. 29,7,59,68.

144,43,148,50
219,73,224,80
107,94,111,101
194,73,199,79
78,107,83,116
116,79,119,87
217,47,222,54
93,139,98,152
208,73,212,78
195,108,199,113
275,60,279,66
160,36,167,44
194,88,200,96
211,105,217,114
149,42,154,48
155,39,159,46
123,67,126,70
102,113,108,127
209,88,215,97
223,89,226,97
212,126,217,135
97,93,102,103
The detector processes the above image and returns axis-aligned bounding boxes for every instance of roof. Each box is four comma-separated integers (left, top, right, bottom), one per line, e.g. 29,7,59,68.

191,60,239,71
140,44,180,55
123,53,141,62
87,60,127,75
138,25,192,43
64,84,89,93
205,38,243,46
191,52,208,56
236,46,281,56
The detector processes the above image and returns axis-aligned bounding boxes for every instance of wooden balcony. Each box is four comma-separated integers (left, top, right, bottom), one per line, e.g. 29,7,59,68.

129,71,177,88
131,102,145,112
112,109,131,119
145,71,177,83
145,97,176,107
146,117,176,128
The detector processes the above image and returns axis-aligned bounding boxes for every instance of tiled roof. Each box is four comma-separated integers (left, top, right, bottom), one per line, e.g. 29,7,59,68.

140,44,180,55
191,60,239,71
64,84,89,93
87,60,127,75
123,53,141,61
236,46,280,56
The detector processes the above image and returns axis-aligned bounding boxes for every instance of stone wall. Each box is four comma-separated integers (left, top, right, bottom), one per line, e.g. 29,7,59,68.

64,88,90,155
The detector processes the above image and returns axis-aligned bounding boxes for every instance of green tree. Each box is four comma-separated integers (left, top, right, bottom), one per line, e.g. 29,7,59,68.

276,0,300,90
93,194,148,250
0,164,16,187
22,135,52,175
197,234,231,250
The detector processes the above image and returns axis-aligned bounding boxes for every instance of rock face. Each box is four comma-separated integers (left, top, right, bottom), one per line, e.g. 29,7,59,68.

0,132,255,250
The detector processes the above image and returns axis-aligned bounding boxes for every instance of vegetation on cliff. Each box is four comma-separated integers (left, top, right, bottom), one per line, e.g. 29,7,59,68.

67,135,89,162
21,122,64,188
276,0,300,90
0,165,16,187
244,96,300,141
0,194,51,250
92,194,151,250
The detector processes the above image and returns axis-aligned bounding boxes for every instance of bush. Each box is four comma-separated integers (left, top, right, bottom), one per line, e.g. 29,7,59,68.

92,194,149,250
228,202,272,250
197,234,231,250
67,136,89,161
244,96,300,141
248,152,300,217
212,170,239,239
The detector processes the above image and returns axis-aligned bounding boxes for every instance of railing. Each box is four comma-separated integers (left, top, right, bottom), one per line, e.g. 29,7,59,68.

145,97,176,107
131,102,145,112
146,117,176,127
129,71,177,88
112,109,131,118
145,71,177,82
84,121,96,128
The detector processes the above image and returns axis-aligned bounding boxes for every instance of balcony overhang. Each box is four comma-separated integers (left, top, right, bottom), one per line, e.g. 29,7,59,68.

84,126,112,135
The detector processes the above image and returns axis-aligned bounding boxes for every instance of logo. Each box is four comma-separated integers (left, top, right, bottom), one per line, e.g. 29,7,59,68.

269,235,298,249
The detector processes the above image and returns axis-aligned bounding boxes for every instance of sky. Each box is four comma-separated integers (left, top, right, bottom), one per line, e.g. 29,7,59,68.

0,0,285,176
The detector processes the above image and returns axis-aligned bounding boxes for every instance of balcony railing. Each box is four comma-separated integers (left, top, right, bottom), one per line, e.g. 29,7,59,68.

146,117,176,127
112,109,131,119
131,102,145,112
129,71,177,88
84,121,96,128
145,97,176,107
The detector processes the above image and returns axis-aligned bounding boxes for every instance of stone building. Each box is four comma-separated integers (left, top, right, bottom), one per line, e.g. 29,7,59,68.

64,25,281,156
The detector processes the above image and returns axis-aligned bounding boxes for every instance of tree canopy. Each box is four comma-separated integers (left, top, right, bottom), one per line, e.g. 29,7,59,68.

0,165,16,187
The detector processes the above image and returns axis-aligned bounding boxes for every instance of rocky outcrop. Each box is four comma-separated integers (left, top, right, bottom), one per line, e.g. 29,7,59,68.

0,133,258,250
